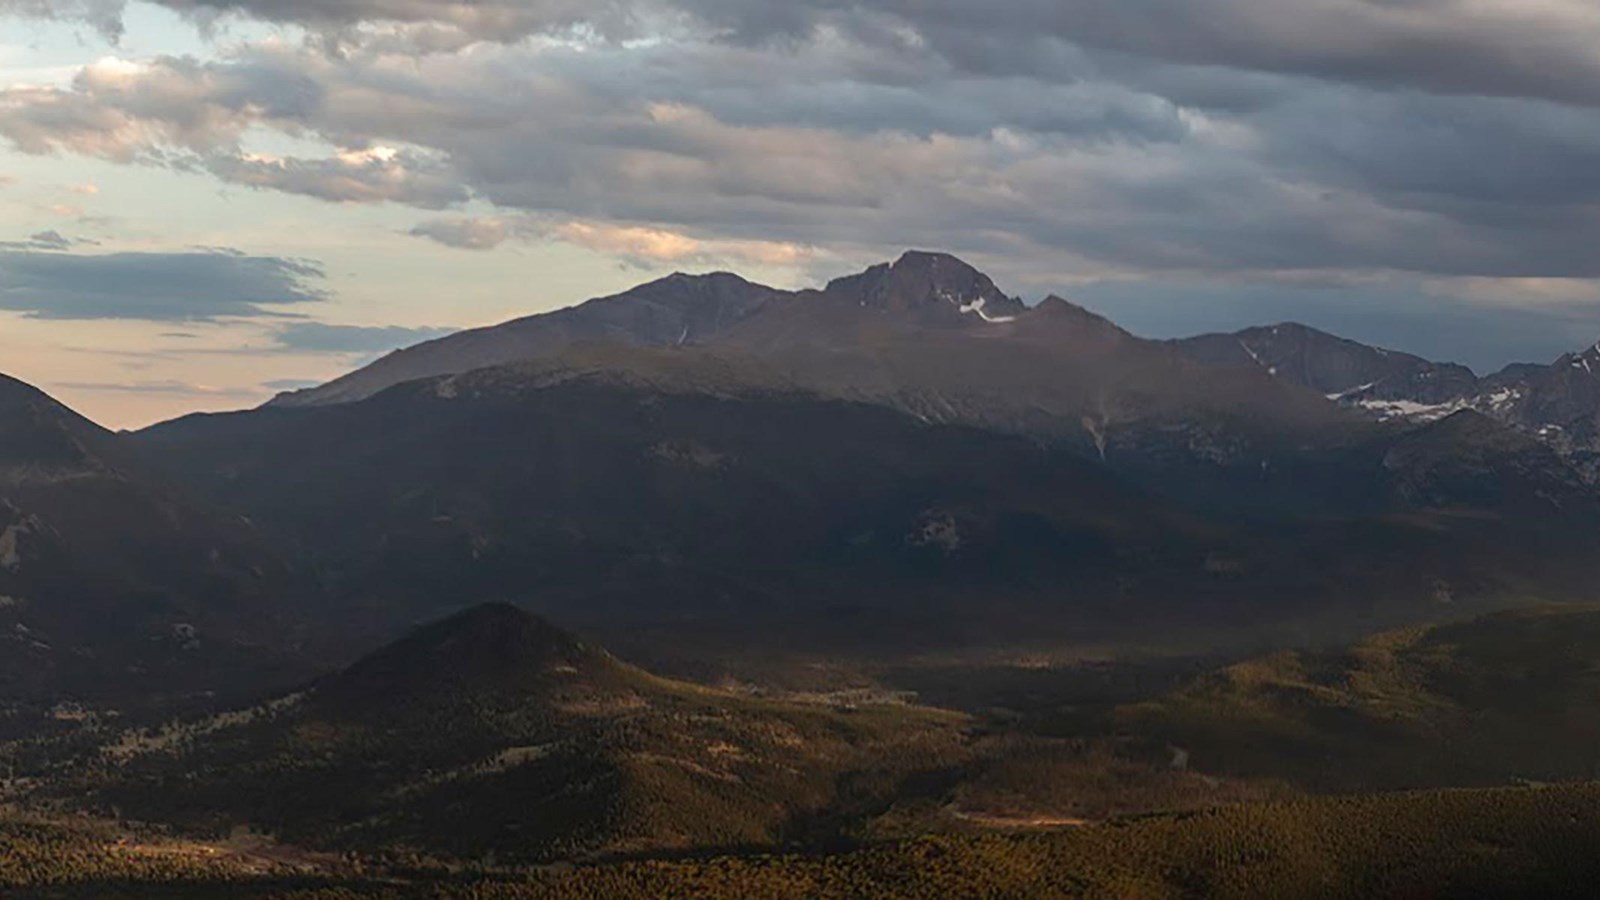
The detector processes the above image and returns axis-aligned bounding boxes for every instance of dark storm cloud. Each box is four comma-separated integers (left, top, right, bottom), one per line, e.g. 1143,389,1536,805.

24,0,1600,106
15,0,1600,106
0,248,325,319
672,0,1600,111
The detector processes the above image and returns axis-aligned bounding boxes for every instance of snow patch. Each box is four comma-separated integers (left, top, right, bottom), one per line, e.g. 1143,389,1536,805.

1357,397,1469,422
1237,338,1265,368
1481,388,1521,411
956,296,1017,324
1326,382,1377,401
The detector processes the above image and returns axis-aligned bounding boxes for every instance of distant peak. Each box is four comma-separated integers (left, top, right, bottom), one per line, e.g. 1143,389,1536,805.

0,373,57,408
1029,295,1130,337
825,250,1027,321
891,249,975,270
0,373,112,469
642,270,752,290
1034,294,1099,316
1238,322,1321,339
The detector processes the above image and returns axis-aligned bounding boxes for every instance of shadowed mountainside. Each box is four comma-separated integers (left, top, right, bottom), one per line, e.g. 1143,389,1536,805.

0,375,310,715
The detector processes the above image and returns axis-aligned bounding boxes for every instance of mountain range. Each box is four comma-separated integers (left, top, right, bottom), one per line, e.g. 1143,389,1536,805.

1175,321,1600,479
274,251,1600,485
12,250,1600,893
1,250,1598,692
116,252,1597,659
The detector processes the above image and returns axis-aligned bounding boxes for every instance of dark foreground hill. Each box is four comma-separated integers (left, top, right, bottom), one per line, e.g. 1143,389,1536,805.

72,603,969,862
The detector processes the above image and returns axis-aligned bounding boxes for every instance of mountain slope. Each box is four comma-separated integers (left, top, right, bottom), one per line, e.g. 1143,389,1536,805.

1176,323,1600,481
139,366,1222,651
136,352,1600,670
0,374,305,711
271,271,786,408
1175,323,1480,407
82,603,970,861
269,251,1032,409
1118,604,1600,792
269,253,1359,480
267,252,1600,492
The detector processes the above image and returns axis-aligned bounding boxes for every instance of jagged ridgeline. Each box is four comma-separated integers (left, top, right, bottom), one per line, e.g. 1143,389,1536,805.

78,604,969,862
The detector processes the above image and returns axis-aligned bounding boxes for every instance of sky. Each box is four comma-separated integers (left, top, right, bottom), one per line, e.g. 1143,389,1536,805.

4,1,1600,428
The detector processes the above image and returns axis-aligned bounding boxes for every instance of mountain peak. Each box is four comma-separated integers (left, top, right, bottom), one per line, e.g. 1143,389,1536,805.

823,250,1027,322
0,373,69,416
1558,338,1600,372
644,270,752,290
0,372,112,473
1026,295,1131,343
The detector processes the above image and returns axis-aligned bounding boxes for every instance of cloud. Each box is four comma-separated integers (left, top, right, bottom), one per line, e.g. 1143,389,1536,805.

206,147,468,208
271,322,455,353
0,230,103,250
51,378,257,398
552,221,814,269
261,377,323,390
0,247,325,319
0,0,648,46
407,213,815,268
6,1,1600,305
20,0,1600,111
1,230,72,250
0,0,127,40
408,215,516,250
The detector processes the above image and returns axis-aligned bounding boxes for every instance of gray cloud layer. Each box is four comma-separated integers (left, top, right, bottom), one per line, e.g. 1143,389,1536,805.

19,0,1600,107
0,247,324,319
